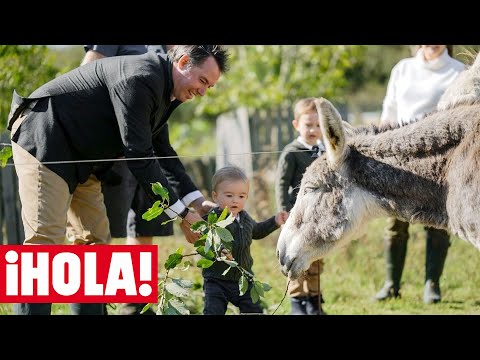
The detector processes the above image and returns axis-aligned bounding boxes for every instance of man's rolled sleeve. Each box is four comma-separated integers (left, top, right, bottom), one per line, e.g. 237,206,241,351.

181,190,203,207
164,200,186,219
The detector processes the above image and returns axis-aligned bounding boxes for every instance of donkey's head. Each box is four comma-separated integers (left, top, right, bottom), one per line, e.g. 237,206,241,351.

277,98,381,279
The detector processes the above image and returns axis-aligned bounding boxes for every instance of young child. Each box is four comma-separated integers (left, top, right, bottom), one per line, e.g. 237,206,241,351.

202,166,288,315
275,97,326,315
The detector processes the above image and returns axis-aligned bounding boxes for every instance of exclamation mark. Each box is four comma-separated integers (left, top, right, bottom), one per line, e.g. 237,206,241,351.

138,252,152,296
5,250,19,296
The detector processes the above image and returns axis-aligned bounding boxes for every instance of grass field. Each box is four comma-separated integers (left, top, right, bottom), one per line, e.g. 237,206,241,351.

1,218,479,315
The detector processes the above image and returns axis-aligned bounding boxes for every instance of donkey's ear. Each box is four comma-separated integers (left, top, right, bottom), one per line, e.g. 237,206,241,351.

315,98,348,169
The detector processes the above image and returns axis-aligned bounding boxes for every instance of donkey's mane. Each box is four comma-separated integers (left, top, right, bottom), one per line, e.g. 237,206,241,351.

350,108,439,137
347,104,480,159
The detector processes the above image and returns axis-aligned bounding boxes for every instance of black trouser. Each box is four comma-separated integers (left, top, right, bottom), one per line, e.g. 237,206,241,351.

203,278,263,315
14,303,104,315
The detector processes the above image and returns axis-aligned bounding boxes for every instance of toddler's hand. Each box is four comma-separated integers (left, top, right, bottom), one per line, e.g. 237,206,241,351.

275,210,289,226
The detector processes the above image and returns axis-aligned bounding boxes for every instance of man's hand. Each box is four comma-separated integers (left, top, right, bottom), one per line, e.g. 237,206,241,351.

180,211,203,243
189,196,217,217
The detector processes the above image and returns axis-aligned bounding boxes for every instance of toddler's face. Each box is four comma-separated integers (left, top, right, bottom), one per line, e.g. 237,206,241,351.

293,112,322,146
212,180,249,217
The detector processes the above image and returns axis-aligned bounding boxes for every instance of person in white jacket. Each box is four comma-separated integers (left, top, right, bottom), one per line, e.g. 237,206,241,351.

375,45,465,304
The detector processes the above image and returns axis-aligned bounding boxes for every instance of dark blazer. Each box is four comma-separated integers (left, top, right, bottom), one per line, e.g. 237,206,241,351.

8,51,183,205
82,45,198,199
275,139,321,212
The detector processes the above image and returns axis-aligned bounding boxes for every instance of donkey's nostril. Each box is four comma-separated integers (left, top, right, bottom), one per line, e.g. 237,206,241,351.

285,257,296,272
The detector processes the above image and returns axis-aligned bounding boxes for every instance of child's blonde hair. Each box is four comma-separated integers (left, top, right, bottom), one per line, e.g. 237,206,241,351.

294,97,317,120
212,166,249,191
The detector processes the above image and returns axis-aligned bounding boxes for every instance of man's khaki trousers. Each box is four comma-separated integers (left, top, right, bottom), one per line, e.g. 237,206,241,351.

11,113,110,245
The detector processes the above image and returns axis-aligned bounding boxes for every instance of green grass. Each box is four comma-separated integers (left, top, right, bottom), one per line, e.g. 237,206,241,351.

2,219,480,315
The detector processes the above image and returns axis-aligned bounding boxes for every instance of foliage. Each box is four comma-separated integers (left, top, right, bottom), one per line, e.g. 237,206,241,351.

0,45,60,129
142,182,271,315
0,146,12,167
191,45,366,117
49,45,85,73
344,45,410,93
168,114,216,157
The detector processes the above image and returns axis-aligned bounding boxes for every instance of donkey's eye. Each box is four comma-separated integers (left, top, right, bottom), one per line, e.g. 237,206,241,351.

304,185,331,195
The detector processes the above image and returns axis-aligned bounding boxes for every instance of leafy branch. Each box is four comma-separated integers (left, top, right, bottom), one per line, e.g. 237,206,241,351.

141,182,272,315
0,146,12,167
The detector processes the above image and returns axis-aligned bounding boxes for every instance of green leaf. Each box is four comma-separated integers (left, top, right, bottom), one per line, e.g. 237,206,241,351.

254,281,264,297
164,253,183,270
262,282,272,291
192,282,202,290
239,275,249,296
175,247,183,255
217,207,229,222
223,241,233,251
168,298,190,315
193,238,206,247
204,231,213,253
215,227,234,242
178,261,192,271
0,147,12,168
151,182,169,202
140,303,153,314
164,291,174,301
163,303,179,315
172,278,193,288
191,220,208,232
197,246,215,260
250,285,260,304
165,282,189,297
142,200,164,221
197,258,214,268
212,230,222,249
207,212,218,225
222,267,232,276
216,213,235,228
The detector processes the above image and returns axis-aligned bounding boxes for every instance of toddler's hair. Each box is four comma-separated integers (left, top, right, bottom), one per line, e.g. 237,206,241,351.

294,97,317,120
212,166,248,191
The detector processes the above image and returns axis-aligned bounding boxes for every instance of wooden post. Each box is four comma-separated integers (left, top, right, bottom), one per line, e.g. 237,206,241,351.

216,107,253,178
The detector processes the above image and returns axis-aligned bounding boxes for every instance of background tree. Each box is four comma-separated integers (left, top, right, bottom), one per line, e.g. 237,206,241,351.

192,45,366,117
169,45,366,156
0,45,60,129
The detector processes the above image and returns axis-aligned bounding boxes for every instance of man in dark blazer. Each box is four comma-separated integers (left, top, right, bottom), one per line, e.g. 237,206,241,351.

81,44,216,315
8,45,230,315
80,45,213,246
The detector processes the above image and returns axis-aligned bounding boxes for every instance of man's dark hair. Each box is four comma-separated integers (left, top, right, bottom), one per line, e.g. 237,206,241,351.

169,45,230,73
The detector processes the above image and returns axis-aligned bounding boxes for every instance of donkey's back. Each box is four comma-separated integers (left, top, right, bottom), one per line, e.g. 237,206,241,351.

445,109,480,248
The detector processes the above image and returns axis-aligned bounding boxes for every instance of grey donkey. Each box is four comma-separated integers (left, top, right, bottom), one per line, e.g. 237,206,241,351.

277,97,480,280
437,51,480,111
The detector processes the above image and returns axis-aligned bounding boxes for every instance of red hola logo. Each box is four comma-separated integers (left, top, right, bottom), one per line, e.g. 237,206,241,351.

0,246,158,303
